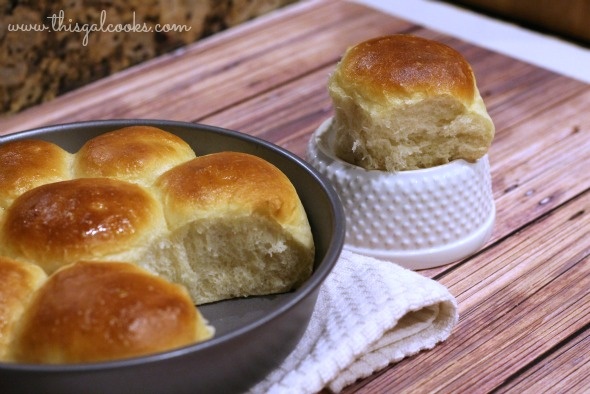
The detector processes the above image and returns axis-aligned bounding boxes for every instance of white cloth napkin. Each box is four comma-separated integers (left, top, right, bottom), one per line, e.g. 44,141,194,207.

249,249,458,394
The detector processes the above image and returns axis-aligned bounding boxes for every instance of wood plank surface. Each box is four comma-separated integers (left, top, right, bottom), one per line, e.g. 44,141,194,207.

1,0,589,392
0,0,414,134
497,328,590,393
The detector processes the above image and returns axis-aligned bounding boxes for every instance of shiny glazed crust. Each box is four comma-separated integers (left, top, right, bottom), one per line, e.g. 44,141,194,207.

331,35,476,103
9,261,210,364
1,178,166,273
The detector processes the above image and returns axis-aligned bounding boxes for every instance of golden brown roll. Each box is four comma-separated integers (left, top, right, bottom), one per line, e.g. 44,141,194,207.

9,261,213,364
73,125,196,187
328,34,495,171
0,257,47,361
0,126,315,364
149,151,315,304
0,139,71,209
0,178,166,274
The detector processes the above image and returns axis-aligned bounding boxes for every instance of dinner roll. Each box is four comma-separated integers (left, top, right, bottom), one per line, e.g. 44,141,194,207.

0,125,315,364
0,139,71,209
9,261,213,364
74,125,196,187
148,152,315,304
0,178,166,274
0,257,47,361
328,34,495,171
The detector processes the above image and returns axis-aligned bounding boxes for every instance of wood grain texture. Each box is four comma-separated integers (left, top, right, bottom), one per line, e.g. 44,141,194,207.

0,0,589,392
345,193,590,393
496,327,590,393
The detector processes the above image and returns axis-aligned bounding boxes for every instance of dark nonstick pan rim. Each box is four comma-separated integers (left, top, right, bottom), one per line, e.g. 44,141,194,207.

0,118,346,374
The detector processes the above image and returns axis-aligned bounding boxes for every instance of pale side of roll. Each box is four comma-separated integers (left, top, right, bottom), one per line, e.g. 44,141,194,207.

328,34,495,171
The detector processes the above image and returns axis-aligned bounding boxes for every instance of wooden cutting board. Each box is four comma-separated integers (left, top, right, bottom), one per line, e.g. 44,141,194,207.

1,0,589,392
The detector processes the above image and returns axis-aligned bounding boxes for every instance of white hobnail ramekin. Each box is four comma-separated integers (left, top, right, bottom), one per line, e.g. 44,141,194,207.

306,118,495,270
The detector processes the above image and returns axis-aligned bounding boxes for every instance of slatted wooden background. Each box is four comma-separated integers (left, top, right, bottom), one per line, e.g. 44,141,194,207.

1,0,589,392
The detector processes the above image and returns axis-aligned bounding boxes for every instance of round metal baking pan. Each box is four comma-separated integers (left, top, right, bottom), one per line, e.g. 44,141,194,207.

0,119,346,394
